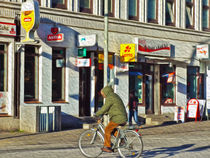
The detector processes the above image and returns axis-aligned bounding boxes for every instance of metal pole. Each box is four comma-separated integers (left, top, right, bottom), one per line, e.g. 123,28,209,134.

104,0,108,87
104,0,109,126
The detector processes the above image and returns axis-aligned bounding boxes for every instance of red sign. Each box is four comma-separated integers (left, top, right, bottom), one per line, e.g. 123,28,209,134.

47,34,63,41
0,22,16,37
187,99,200,121
51,27,59,35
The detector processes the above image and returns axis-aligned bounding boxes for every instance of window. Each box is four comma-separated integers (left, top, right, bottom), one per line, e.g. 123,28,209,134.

202,0,210,30
166,0,175,26
52,48,66,102
24,46,39,102
186,0,194,29
0,43,8,92
160,65,176,105
80,0,93,13
147,0,158,23
187,67,204,99
128,0,139,20
52,0,67,9
102,0,115,17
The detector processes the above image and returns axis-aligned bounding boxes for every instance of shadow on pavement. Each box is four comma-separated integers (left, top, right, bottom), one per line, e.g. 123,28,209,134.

142,144,194,158
186,145,210,152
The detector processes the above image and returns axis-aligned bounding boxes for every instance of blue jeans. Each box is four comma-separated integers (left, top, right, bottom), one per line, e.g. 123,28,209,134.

128,109,140,126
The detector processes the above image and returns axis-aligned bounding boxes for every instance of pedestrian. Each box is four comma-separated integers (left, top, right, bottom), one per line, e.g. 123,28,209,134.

127,90,141,128
94,85,127,153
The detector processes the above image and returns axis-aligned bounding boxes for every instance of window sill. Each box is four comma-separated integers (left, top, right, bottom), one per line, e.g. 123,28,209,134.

24,101,42,104
52,101,68,104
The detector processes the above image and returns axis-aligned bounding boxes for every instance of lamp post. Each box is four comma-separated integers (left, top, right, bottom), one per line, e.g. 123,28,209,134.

103,0,109,126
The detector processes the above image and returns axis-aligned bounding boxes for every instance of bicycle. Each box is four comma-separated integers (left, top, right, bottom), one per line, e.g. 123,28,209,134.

78,117,143,158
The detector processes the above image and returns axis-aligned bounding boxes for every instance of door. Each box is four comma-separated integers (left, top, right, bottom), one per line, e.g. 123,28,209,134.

79,67,90,116
145,74,154,114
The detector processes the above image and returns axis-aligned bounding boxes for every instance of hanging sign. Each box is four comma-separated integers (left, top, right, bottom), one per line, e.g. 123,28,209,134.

47,26,64,42
120,44,136,62
196,44,210,59
21,0,40,42
135,38,171,57
187,99,200,121
78,34,96,47
0,22,16,37
75,58,91,67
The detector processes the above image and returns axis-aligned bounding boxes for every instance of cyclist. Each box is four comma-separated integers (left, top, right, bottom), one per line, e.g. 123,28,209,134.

95,85,127,153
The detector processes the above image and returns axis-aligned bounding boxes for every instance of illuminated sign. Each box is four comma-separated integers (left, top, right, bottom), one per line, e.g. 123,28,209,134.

120,44,136,62
196,44,210,59
21,0,40,42
0,22,16,37
47,26,64,42
78,34,96,47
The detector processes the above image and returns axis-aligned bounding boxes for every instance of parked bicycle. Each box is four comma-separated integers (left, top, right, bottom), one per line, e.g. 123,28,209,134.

78,118,143,158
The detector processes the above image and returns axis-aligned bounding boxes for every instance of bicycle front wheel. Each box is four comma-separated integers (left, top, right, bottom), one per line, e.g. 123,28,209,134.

79,129,104,158
118,130,143,158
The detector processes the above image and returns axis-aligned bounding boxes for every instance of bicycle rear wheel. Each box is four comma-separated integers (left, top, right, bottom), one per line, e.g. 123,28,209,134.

79,129,104,158
117,130,143,158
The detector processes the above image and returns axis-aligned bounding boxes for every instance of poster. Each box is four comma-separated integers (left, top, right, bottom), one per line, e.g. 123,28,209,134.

0,92,8,114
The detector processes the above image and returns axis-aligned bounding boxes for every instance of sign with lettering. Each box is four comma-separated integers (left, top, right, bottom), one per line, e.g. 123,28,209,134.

75,58,91,67
187,99,200,121
78,34,96,47
21,0,40,42
0,22,16,37
135,38,171,57
196,44,210,59
120,44,136,62
47,26,64,42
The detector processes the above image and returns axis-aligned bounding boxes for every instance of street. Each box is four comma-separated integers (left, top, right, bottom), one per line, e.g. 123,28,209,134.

0,121,210,158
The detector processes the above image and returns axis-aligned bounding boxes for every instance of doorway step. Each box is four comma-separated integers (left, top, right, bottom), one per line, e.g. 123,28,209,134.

144,114,175,126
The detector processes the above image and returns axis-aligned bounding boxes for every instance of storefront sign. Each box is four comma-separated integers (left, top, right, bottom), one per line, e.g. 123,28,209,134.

98,54,113,64
187,99,200,120
120,44,136,62
47,26,64,42
0,22,16,37
78,34,96,47
135,38,171,57
196,44,210,59
75,58,91,67
21,0,40,42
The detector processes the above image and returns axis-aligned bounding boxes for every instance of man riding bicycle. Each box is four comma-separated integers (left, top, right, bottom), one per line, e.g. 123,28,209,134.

95,86,127,153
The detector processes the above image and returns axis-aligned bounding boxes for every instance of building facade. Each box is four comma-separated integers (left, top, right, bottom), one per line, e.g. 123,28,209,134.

0,0,210,131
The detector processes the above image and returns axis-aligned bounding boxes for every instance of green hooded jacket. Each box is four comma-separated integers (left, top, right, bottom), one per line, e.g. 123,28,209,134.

96,86,127,124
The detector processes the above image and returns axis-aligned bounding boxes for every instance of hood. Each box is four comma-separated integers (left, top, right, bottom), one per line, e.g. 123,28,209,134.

101,86,114,97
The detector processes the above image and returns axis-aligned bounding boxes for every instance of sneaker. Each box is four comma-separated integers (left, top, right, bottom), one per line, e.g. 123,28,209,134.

101,147,113,153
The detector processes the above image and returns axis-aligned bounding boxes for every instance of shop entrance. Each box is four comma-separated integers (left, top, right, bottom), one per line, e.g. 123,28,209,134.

145,74,154,114
79,67,90,116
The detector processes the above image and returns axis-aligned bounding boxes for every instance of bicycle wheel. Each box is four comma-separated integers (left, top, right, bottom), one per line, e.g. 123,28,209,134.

79,129,104,158
117,130,143,158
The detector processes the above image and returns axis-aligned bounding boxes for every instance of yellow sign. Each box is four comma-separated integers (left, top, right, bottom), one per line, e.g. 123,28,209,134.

98,54,113,64
120,44,136,62
21,0,40,42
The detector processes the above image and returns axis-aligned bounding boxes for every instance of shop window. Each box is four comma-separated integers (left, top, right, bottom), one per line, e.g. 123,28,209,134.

202,0,210,30
24,46,39,102
166,0,175,26
128,0,139,20
0,43,8,92
186,0,194,29
147,0,158,23
80,0,93,13
52,48,66,102
187,67,204,99
52,0,67,9
101,0,115,17
160,65,176,105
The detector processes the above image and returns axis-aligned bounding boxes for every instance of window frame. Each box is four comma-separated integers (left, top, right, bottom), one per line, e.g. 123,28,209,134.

202,0,210,31
160,65,176,106
80,0,93,14
52,47,66,103
147,0,159,23
24,45,40,103
102,0,115,17
128,0,139,20
165,0,176,26
185,0,195,29
52,0,67,9
0,43,8,92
